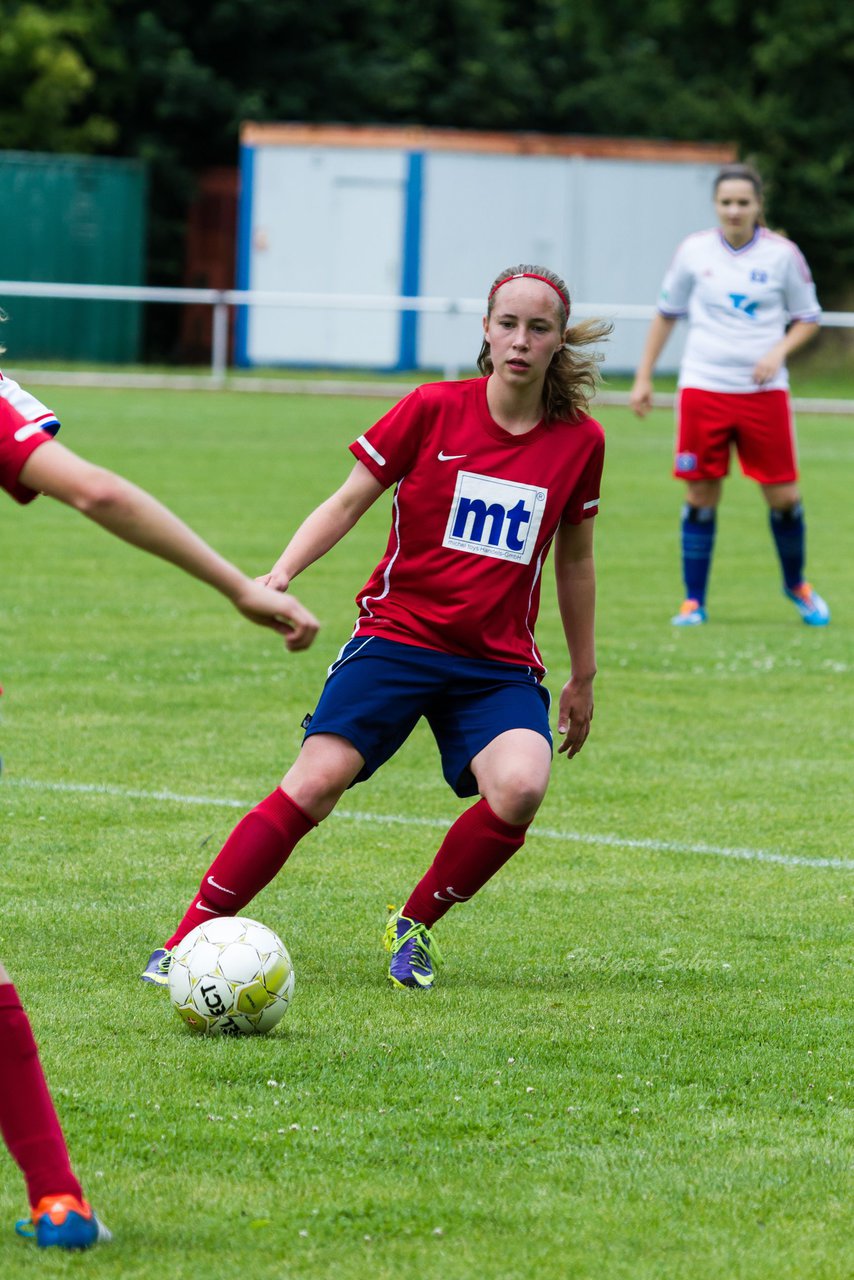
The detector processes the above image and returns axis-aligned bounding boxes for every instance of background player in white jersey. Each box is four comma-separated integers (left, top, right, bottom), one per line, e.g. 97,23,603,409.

143,265,610,993
1,371,318,1250
629,163,829,627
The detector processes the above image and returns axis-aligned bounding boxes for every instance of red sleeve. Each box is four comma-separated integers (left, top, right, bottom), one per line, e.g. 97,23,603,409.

349,387,426,486
0,398,55,505
564,420,605,523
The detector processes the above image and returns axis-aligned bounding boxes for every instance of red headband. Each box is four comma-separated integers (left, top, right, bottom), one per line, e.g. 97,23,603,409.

488,272,569,312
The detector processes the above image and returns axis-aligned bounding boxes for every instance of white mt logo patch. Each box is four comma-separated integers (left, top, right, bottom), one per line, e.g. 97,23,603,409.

443,471,547,564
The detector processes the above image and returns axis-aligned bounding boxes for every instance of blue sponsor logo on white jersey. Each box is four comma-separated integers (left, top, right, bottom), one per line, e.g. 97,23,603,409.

443,471,548,564
728,293,759,317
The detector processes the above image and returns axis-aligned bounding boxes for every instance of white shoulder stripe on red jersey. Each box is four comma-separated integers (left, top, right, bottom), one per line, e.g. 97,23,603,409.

13,423,48,443
357,434,386,467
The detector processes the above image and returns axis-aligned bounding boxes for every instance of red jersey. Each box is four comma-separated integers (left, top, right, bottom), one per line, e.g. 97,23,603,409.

349,377,604,674
0,372,60,505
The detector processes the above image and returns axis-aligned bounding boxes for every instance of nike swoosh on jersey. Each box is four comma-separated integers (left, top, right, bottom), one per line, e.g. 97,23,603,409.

437,451,468,461
207,875,236,894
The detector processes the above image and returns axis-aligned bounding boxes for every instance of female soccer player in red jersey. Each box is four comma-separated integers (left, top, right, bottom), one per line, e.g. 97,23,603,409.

0,372,318,1249
144,264,610,992
630,163,829,628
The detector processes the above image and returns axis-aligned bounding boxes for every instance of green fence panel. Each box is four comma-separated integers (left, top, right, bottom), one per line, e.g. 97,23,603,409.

0,151,147,363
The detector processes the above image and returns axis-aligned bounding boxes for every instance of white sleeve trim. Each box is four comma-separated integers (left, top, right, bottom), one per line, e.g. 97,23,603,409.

356,434,386,467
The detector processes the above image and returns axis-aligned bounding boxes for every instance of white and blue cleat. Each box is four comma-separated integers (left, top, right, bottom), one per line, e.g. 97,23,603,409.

784,582,830,626
671,599,707,627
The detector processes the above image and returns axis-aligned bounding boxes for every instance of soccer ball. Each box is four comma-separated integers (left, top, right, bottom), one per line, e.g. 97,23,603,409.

167,916,295,1036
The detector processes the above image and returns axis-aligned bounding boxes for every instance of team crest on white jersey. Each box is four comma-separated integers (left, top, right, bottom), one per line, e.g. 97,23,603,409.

443,471,547,564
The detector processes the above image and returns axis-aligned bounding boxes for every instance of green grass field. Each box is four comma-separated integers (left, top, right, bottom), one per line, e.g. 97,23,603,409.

1,384,851,1279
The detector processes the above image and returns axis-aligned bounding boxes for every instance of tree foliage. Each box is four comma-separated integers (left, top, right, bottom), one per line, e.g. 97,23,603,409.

0,1,117,150
1,0,851,302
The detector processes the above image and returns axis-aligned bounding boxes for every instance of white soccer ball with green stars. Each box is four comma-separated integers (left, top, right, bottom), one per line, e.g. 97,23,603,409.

167,916,294,1036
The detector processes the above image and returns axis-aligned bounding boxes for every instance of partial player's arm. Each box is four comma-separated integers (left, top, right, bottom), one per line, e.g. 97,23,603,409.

18,440,319,649
752,319,820,386
629,313,678,417
263,461,386,591
554,517,597,758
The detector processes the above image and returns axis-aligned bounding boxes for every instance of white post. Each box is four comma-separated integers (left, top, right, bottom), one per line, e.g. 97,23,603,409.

211,297,229,385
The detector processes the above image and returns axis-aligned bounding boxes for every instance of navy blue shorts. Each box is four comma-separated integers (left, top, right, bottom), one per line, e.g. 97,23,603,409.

302,636,552,798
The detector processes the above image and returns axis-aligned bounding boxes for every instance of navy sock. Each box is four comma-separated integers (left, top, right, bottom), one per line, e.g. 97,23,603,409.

680,504,716,606
769,503,805,590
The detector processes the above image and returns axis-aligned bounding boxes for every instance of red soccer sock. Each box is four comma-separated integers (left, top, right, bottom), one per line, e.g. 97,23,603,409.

165,789,316,949
403,797,530,928
0,984,83,1208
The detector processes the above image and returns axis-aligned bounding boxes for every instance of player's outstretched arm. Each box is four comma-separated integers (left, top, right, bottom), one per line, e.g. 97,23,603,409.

18,440,319,649
629,313,678,417
263,461,386,591
554,518,597,758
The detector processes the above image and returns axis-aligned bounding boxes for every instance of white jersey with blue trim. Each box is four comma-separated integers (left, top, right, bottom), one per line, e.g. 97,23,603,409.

658,227,821,393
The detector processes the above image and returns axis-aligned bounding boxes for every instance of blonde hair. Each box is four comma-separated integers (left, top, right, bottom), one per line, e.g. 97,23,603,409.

477,264,611,422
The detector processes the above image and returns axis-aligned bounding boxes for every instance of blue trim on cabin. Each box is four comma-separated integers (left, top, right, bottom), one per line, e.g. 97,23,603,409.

396,152,424,371
234,143,255,367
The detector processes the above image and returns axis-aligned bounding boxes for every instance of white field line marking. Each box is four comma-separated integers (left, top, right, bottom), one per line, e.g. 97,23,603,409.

6,777,852,871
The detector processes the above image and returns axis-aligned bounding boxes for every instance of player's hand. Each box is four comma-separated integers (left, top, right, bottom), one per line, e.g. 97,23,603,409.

256,561,291,593
752,347,784,386
233,581,319,650
629,376,654,418
557,675,594,758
